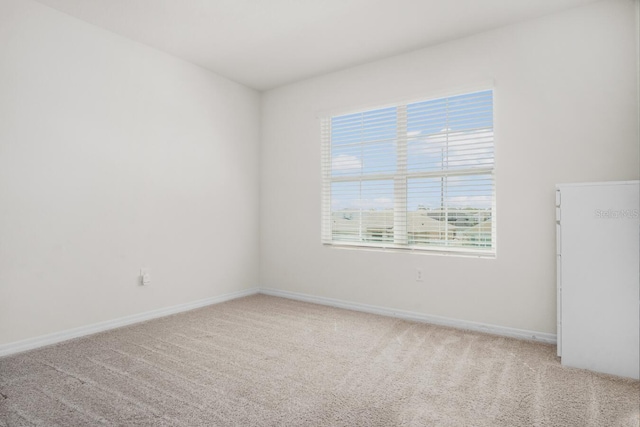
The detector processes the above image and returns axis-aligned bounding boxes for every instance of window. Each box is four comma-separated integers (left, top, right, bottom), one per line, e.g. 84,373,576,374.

321,89,495,255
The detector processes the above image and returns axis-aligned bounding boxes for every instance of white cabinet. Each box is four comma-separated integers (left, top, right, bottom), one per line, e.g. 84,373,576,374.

556,181,639,379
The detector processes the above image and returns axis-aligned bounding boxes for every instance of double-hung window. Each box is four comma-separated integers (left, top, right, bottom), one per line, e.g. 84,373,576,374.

321,89,495,256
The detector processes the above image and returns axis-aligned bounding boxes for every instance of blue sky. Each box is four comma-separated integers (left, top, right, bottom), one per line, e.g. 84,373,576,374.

330,90,494,212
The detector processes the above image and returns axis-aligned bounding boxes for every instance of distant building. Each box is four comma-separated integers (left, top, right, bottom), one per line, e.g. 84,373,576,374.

456,219,493,247
331,209,491,247
407,211,456,244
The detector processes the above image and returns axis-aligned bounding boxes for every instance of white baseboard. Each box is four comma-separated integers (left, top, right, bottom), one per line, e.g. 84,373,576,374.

0,287,260,358
1,286,556,358
260,288,557,344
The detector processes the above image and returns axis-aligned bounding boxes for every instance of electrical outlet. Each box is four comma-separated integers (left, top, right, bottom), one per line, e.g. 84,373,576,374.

416,268,423,282
140,269,151,286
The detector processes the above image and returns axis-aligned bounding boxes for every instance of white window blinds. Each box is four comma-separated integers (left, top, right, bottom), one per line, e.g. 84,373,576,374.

321,89,495,255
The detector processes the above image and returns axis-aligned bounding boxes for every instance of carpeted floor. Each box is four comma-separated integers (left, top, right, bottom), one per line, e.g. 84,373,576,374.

0,294,638,426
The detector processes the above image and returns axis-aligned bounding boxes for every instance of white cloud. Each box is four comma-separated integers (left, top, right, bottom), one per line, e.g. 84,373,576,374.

372,197,394,208
447,195,492,208
332,154,362,172
332,197,393,210
408,128,493,169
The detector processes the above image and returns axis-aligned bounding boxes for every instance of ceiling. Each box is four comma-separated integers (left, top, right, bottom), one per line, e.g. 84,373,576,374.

34,0,601,91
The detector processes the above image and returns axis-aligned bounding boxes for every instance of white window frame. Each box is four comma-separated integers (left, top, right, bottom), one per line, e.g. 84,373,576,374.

321,89,496,257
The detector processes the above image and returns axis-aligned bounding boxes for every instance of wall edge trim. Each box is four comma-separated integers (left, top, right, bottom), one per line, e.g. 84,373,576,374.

260,287,557,344
0,287,260,357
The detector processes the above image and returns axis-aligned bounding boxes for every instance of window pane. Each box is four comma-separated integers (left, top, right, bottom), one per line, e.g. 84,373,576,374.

331,180,394,243
446,174,493,248
407,91,493,174
407,178,451,247
407,175,493,248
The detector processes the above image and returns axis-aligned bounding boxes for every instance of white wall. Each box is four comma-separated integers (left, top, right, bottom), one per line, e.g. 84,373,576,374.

0,0,260,345
260,0,639,335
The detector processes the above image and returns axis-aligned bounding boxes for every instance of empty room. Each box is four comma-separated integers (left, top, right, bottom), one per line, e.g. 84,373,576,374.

1,0,639,425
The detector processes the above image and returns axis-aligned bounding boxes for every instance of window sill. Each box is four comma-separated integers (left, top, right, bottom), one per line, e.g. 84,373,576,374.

322,242,496,259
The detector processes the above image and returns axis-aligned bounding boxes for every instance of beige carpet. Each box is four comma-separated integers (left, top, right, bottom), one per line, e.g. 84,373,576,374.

0,294,638,426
